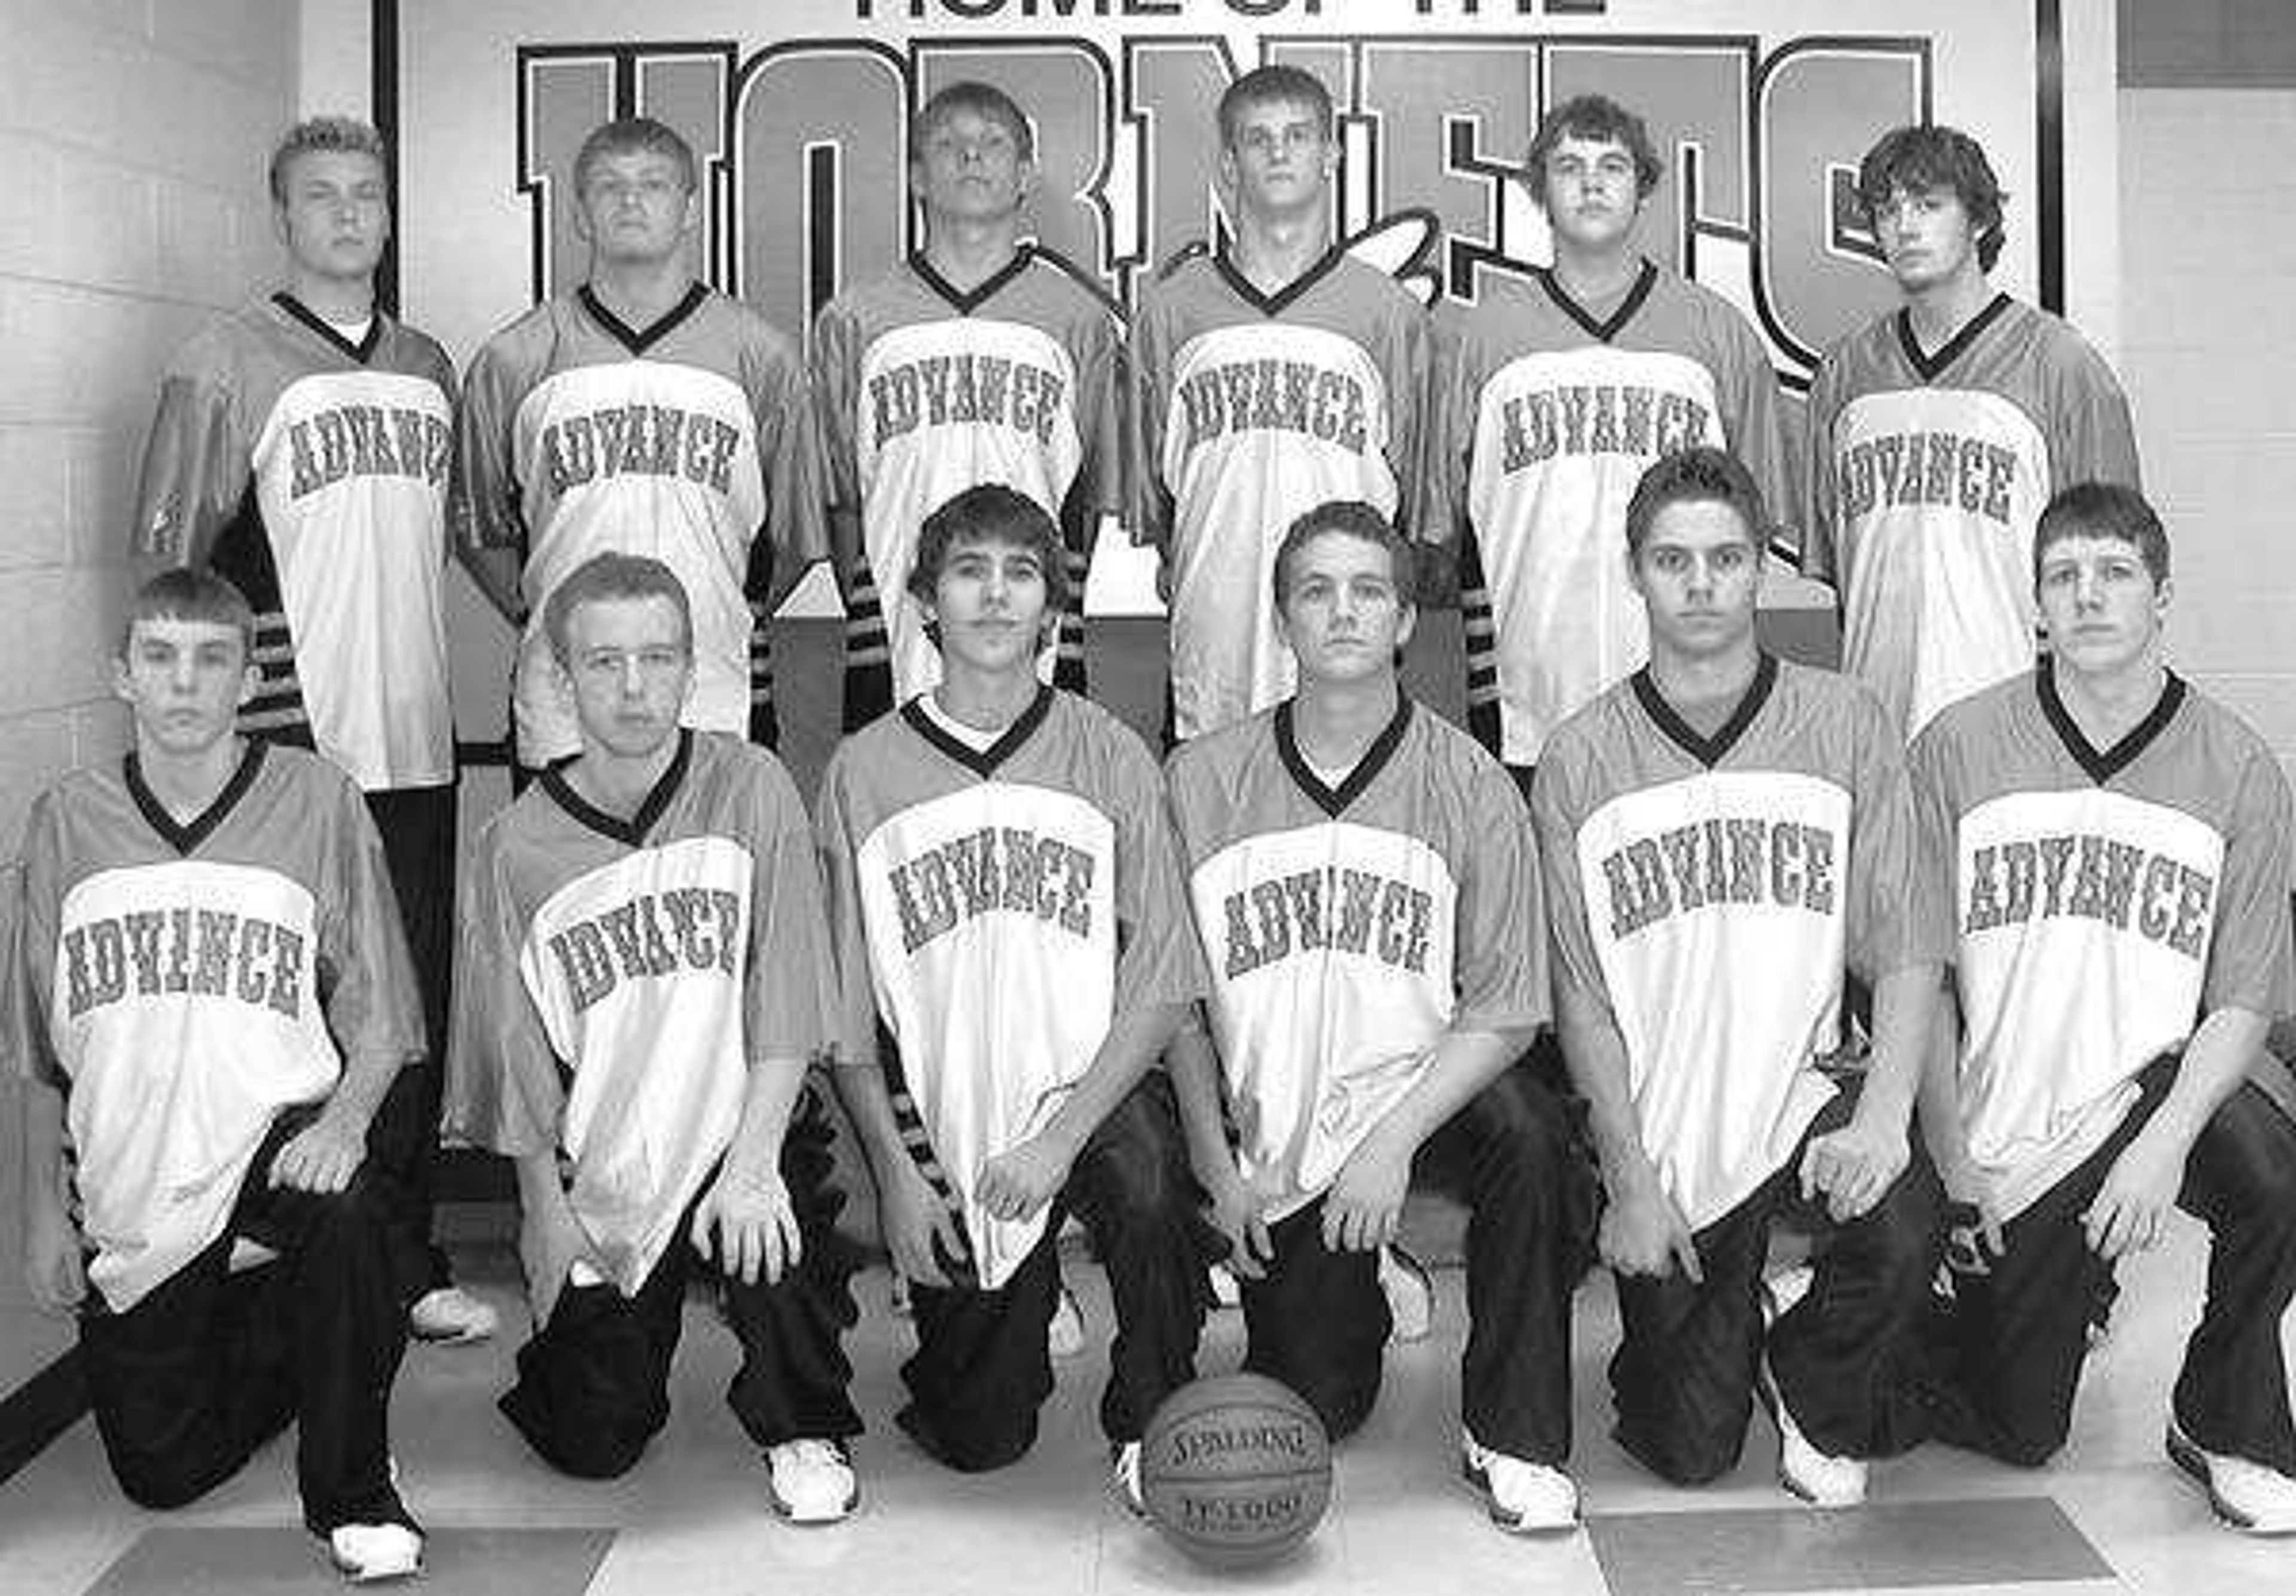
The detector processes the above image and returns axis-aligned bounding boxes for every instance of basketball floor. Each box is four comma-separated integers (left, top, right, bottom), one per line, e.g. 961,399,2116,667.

3,1203,2289,1595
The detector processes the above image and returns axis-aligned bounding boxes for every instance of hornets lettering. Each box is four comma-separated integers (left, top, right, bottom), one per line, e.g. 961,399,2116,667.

286,403,451,499
885,825,1098,955
866,352,1065,450
1962,832,2215,957
1220,865,1434,979
1176,358,1369,458
538,404,742,495
62,908,307,1021
1602,816,1840,939
546,887,744,1014
1495,383,1713,473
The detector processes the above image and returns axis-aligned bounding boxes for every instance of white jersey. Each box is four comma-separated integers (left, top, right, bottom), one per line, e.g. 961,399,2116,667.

8,744,423,1310
444,732,833,1295
1532,657,1940,1228
1166,698,1546,1219
1912,666,2293,1220
816,689,1202,1289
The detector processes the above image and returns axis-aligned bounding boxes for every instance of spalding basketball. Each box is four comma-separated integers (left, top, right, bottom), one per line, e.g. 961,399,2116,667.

1140,1374,1332,1568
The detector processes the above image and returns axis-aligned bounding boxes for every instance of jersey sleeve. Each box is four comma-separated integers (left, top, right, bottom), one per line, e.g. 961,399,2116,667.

1906,715,1966,982
1713,303,1800,544
808,295,866,513
744,322,829,614
1452,751,1549,1032
315,770,426,1067
1842,687,1943,982
2046,331,2142,496
449,331,533,619
2202,744,2295,1020
133,335,254,563
1798,348,1847,589
1378,291,1434,542
811,750,884,1068
1126,272,1179,556
1528,747,1610,1015
7,797,68,1088
1108,728,1210,1016
1421,305,1474,549
741,754,837,1064
442,819,565,1156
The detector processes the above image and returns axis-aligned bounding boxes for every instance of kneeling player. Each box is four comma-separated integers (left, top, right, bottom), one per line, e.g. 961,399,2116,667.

445,554,862,1519
1166,500,1593,1534
14,569,428,1580
1909,483,2296,1531
817,485,1209,1506
1531,448,1943,1506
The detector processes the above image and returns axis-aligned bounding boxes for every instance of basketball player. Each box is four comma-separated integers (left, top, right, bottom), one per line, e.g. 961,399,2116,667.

1805,123,2141,740
1906,482,2296,1532
812,80,1120,731
1165,499,1593,1533
454,116,822,771
1431,94,1793,791
13,569,429,1582
1530,448,1943,1506
816,485,1209,1509
131,115,491,1345
444,553,859,1516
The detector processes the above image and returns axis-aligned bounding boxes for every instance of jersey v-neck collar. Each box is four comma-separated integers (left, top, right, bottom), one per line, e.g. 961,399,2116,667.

272,292,383,364
1894,291,2013,383
541,728,695,846
1535,258,1658,344
902,683,1055,779
1214,243,1347,318
577,280,710,356
1631,651,1779,770
910,245,1034,315
2035,658,2186,787
1275,695,1413,818
125,739,270,857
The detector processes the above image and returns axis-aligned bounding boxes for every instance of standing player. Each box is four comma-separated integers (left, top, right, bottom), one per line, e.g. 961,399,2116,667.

1906,483,2296,1531
1530,448,1942,1506
1804,123,2141,740
1165,500,1592,1533
813,81,1121,730
816,485,1208,1504
1431,94,1793,791
445,553,861,1517
455,116,822,771
1132,65,1429,744
133,115,491,1345
14,569,429,1581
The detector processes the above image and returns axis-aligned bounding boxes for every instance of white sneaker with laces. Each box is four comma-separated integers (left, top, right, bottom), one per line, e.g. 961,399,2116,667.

2167,1415,2296,1534
1109,1440,1147,1519
409,1284,498,1345
766,1438,859,1524
326,1521,422,1583
1381,1244,1434,1344
1048,1283,1086,1359
1462,1430,1579,1533
1756,1263,1866,1507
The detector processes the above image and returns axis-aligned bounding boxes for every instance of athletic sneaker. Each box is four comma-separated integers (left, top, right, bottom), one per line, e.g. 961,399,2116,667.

409,1285,498,1345
765,1438,859,1524
2167,1415,2296,1534
1207,1261,1242,1310
325,1521,423,1583
1109,1441,1147,1519
1380,1244,1434,1344
1461,1430,1579,1533
1758,1264,1866,1508
1049,1283,1086,1359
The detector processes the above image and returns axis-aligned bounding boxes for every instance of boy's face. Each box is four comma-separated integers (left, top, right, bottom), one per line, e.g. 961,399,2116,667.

926,533,1053,677
115,615,257,758
1274,530,1414,688
1537,132,1643,254
1630,498,1763,662
1871,180,1981,294
274,148,390,286
1221,96,1335,223
914,105,1032,228
554,594,693,760
573,147,697,268
2036,533,2168,679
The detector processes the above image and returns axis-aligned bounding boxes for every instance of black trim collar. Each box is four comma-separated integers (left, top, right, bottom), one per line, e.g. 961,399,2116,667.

2036,659,2186,786
271,292,383,363
1535,259,1659,344
125,739,268,856
909,245,1035,315
1631,652,1779,769
901,685,1055,779
577,280,710,356
1275,695,1414,818
1895,292,2014,383
539,729,694,846
1213,243,1348,318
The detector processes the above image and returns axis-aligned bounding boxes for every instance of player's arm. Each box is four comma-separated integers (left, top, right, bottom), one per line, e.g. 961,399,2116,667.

1799,959,1934,1222
1323,1021,1527,1254
448,340,531,626
1166,1011,1271,1277
132,354,251,573
511,1149,596,1328
978,998,1188,1225
691,1046,811,1287
20,1079,84,1314
270,1037,408,1195
1125,279,1179,596
1797,353,1845,599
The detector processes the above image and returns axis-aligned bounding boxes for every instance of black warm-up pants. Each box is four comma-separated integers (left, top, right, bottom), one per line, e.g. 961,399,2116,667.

897,1072,1210,1472
1608,1079,1944,1485
77,1109,412,1536
1240,1064,1596,1465
498,1085,862,1479
1915,1056,2296,1475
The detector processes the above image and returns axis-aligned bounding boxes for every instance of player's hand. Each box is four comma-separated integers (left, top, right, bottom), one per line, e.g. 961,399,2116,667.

1323,1134,1410,1253
692,1162,802,1287
270,1106,368,1195
1937,1159,2006,1275
1199,1162,1274,1280
2084,1121,2186,1262
1799,1108,1910,1223
977,1133,1074,1224
882,1164,967,1289
1599,1179,1703,1281
23,1202,87,1316
518,1198,599,1328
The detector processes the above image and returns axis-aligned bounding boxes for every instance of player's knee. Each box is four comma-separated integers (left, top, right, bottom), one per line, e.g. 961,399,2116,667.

109,1451,221,1511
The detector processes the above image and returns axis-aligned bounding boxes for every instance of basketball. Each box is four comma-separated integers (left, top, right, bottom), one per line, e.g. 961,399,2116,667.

1139,1374,1332,1568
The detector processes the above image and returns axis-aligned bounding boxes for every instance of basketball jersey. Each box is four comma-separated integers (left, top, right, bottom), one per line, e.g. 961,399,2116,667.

811,249,1121,721
453,285,823,764
8,743,422,1311
1804,295,2141,740
1531,657,1938,1229
1134,248,1428,740
816,688,1202,1289
1431,261,1794,765
444,731,832,1296
1910,666,2294,1221
1165,698,1545,1220
133,294,456,791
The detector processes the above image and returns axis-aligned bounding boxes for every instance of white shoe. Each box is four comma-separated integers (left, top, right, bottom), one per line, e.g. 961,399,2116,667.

1381,1244,1434,1344
1110,1440,1147,1519
1757,1265,1866,1507
765,1438,858,1524
409,1285,498,1345
1462,1430,1579,1534
2167,1416,2296,1534
326,1521,422,1583
1207,1261,1242,1310
1049,1283,1086,1359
